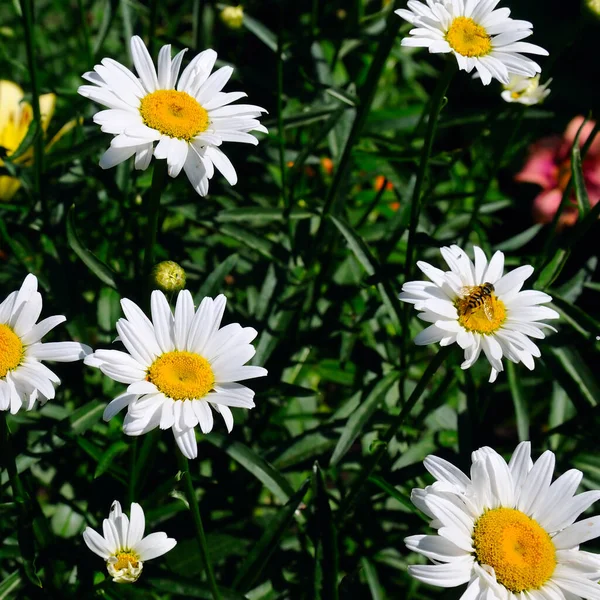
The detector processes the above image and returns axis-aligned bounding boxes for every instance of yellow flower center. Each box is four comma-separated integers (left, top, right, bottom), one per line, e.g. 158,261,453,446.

112,551,140,572
473,508,556,592
147,351,214,400
456,294,506,335
0,323,24,378
139,90,209,141
446,17,492,57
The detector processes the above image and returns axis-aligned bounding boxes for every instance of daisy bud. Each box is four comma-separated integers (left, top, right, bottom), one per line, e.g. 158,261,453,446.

151,261,186,293
220,5,244,29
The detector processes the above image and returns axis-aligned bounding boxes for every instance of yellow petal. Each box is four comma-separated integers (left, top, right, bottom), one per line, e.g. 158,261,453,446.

39,93,56,131
0,175,21,202
0,80,24,131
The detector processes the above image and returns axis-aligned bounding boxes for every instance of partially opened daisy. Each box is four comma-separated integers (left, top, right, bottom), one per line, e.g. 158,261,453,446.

78,35,267,196
395,0,548,85
83,500,176,583
84,290,267,459
501,74,552,106
0,274,91,413
399,245,559,383
406,442,600,599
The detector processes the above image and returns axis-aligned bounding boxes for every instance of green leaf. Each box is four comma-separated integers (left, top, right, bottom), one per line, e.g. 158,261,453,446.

507,362,529,442
66,206,119,289
69,401,105,434
216,207,312,223
94,441,129,479
242,12,288,58
232,478,310,592
149,577,247,600
205,433,294,503
571,118,592,215
494,224,543,252
217,223,288,265
195,253,238,302
273,432,337,470
534,248,570,291
313,463,339,600
367,475,426,520
330,371,399,466
550,296,600,341
360,558,386,600
0,571,21,599
330,215,403,328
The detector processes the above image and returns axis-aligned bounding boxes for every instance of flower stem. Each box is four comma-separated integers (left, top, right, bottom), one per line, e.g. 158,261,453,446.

337,346,453,520
143,161,168,282
402,59,456,283
20,0,46,220
176,451,221,600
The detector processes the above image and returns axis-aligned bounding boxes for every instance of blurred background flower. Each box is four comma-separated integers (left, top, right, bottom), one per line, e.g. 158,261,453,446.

516,116,600,227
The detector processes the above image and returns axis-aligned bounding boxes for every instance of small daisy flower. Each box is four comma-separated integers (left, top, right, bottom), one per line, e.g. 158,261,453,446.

0,274,91,413
78,35,267,196
84,290,267,459
83,500,176,584
406,442,600,600
399,245,559,383
501,74,552,106
395,0,548,85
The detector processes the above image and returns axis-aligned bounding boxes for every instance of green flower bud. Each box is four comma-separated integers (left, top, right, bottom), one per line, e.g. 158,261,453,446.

220,5,244,29
151,261,186,293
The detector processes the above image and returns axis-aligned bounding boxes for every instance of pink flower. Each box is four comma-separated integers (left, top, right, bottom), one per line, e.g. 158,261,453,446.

516,116,600,228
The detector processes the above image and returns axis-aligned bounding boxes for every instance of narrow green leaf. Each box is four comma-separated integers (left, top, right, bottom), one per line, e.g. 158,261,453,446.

232,478,310,592
94,441,129,479
550,296,599,341
330,371,399,466
534,248,570,290
494,224,543,252
195,253,238,302
367,475,426,520
273,432,336,470
571,118,592,215
216,207,312,222
217,223,288,265
75,438,127,484
360,558,385,600
205,433,294,503
149,577,247,600
313,463,339,600
66,206,119,289
545,347,599,410
0,571,21,599
69,401,105,434
242,12,287,58
507,362,529,441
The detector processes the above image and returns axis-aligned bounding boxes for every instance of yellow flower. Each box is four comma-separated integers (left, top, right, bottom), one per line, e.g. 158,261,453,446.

0,80,55,201
220,5,244,29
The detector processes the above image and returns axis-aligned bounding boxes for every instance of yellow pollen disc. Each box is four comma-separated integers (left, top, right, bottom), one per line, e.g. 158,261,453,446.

457,295,506,334
112,551,140,571
446,17,492,57
139,90,209,141
473,508,556,592
147,351,214,401
0,323,24,378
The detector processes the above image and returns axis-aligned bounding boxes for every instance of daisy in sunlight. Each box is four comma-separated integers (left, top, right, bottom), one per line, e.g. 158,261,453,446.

407,442,600,600
0,274,91,413
84,289,267,459
78,35,267,196
83,500,176,583
399,245,559,383
396,0,548,85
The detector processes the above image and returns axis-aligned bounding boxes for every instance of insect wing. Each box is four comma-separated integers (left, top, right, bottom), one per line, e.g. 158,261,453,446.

483,297,495,321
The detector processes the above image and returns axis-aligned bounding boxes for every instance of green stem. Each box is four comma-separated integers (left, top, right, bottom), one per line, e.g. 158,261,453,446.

149,0,160,56
337,346,453,520
143,161,168,280
402,60,455,283
20,0,46,220
127,438,138,505
176,451,221,600
311,11,399,257
460,105,525,247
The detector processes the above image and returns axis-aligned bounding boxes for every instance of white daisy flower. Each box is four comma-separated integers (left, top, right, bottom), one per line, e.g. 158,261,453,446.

84,290,267,459
399,244,559,383
0,274,91,413
78,35,267,196
406,442,600,600
501,74,552,106
395,0,549,85
83,500,176,584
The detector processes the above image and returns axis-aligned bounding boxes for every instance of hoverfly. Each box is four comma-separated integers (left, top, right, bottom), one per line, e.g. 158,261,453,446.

457,282,496,321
